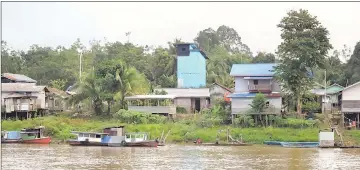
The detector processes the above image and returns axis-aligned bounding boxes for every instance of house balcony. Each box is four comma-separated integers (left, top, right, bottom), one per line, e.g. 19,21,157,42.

248,84,272,93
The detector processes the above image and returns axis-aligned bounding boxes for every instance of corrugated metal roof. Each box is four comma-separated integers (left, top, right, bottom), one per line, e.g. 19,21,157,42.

155,88,210,98
244,76,273,80
2,73,37,83
125,95,177,100
228,92,281,98
230,63,277,77
1,83,46,92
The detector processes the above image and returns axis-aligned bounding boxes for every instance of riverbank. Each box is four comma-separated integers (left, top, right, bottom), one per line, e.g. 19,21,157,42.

2,115,360,144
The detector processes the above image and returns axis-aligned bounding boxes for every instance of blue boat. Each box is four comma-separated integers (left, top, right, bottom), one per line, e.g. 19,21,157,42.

280,142,319,148
264,141,282,145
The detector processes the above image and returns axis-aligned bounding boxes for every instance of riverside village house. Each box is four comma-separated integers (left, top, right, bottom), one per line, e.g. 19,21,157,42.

125,43,212,115
340,81,360,129
227,63,282,123
1,73,69,120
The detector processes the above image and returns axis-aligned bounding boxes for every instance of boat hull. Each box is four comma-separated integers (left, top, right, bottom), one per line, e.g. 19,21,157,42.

195,143,252,146
68,140,108,147
264,141,282,145
1,139,20,143
21,137,51,144
123,141,158,147
280,142,319,148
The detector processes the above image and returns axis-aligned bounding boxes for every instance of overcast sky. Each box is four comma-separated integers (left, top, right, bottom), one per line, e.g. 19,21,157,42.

2,2,360,55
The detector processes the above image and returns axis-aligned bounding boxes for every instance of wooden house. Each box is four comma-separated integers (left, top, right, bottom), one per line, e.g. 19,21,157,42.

227,63,282,118
341,81,360,129
1,83,50,119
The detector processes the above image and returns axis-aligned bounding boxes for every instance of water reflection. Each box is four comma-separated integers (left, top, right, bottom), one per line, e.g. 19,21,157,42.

2,144,360,170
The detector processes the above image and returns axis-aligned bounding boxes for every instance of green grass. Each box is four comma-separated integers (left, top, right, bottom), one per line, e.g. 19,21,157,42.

1,115,324,144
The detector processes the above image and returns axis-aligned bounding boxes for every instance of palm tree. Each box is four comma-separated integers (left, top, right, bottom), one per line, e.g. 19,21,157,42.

68,72,103,114
114,60,149,109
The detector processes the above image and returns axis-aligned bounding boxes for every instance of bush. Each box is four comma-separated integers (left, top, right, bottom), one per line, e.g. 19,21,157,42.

176,107,187,114
113,109,166,124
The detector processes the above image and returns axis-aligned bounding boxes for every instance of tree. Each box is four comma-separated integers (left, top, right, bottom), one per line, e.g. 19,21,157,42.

275,9,332,115
249,93,267,113
252,52,276,63
345,41,360,85
68,72,103,114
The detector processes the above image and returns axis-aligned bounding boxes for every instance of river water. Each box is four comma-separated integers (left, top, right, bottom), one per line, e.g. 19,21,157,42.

2,144,360,170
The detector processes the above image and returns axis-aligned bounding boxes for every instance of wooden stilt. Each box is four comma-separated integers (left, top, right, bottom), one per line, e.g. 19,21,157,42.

357,113,360,129
16,111,18,120
266,115,268,127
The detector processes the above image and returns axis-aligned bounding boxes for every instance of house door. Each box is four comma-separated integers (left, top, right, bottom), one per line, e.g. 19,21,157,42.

195,98,201,112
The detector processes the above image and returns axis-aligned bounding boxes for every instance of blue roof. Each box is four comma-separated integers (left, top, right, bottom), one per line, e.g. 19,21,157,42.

230,63,277,76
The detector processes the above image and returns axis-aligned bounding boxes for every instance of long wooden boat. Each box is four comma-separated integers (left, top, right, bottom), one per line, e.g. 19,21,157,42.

264,141,282,145
21,137,52,144
195,142,252,146
68,140,108,146
280,142,319,148
122,140,159,147
20,127,51,144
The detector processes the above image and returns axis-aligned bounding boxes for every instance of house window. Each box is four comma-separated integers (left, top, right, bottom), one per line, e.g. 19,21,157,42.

96,134,101,138
254,80,259,85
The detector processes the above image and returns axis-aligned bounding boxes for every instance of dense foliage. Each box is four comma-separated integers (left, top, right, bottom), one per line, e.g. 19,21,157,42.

1,9,359,116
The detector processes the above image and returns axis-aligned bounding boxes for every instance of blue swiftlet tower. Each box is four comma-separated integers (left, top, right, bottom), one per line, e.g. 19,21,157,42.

175,43,208,88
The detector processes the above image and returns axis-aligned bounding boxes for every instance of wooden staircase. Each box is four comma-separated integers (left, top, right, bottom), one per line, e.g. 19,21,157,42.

326,111,345,146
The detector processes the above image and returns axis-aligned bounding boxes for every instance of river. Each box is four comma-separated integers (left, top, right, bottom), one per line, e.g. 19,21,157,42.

2,144,360,170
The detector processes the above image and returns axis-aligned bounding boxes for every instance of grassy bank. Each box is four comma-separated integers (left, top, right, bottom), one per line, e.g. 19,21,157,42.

2,115,325,144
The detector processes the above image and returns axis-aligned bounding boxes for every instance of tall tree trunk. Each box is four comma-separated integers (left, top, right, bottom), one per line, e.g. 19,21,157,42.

297,94,302,116
107,101,111,115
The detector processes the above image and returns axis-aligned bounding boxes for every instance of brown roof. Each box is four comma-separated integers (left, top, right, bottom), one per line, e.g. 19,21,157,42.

48,87,70,97
211,82,234,93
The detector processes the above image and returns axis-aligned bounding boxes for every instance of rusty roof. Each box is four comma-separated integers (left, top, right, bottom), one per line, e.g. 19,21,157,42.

211,82,234,93
48,87,68,97
2,73,37,83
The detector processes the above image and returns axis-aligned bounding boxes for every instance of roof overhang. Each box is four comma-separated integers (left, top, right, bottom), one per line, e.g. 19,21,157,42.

244,76,273,80
124,95,177,100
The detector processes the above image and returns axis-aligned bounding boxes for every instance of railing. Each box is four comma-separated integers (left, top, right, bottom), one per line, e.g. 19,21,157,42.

127,106,176,114
248,84,272,92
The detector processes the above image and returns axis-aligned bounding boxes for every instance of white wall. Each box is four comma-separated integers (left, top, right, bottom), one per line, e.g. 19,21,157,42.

342,84,360,100
234,77,248,93
231,97,282,114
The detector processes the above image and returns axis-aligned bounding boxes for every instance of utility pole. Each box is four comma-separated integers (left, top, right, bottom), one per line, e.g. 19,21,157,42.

324,70,327,113
78,48,82,80
126,32,131,43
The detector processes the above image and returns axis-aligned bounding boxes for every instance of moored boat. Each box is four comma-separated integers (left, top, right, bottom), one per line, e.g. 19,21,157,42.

122,132,158,147
2,131,21,143
280,142,319,148
20,126,51,144
68,131,110,146
264,141,282,145
195,142,252,146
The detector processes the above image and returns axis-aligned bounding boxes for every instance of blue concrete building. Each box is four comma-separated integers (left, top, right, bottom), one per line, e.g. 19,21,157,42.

176,43,208,88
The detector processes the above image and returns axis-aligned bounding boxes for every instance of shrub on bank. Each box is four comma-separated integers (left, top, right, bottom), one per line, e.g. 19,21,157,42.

112,109,167,124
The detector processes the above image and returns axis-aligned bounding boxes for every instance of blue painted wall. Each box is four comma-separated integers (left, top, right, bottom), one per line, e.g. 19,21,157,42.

177,44,207,88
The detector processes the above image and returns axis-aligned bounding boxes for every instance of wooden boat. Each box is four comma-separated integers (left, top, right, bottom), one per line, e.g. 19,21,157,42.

280,142,319,148
20,127,51,144
68,131,110,146
264,141,282,145
1,131,21,143
122,140,159,147
195,142,252,146
68,139,108,146
122,132,158,147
